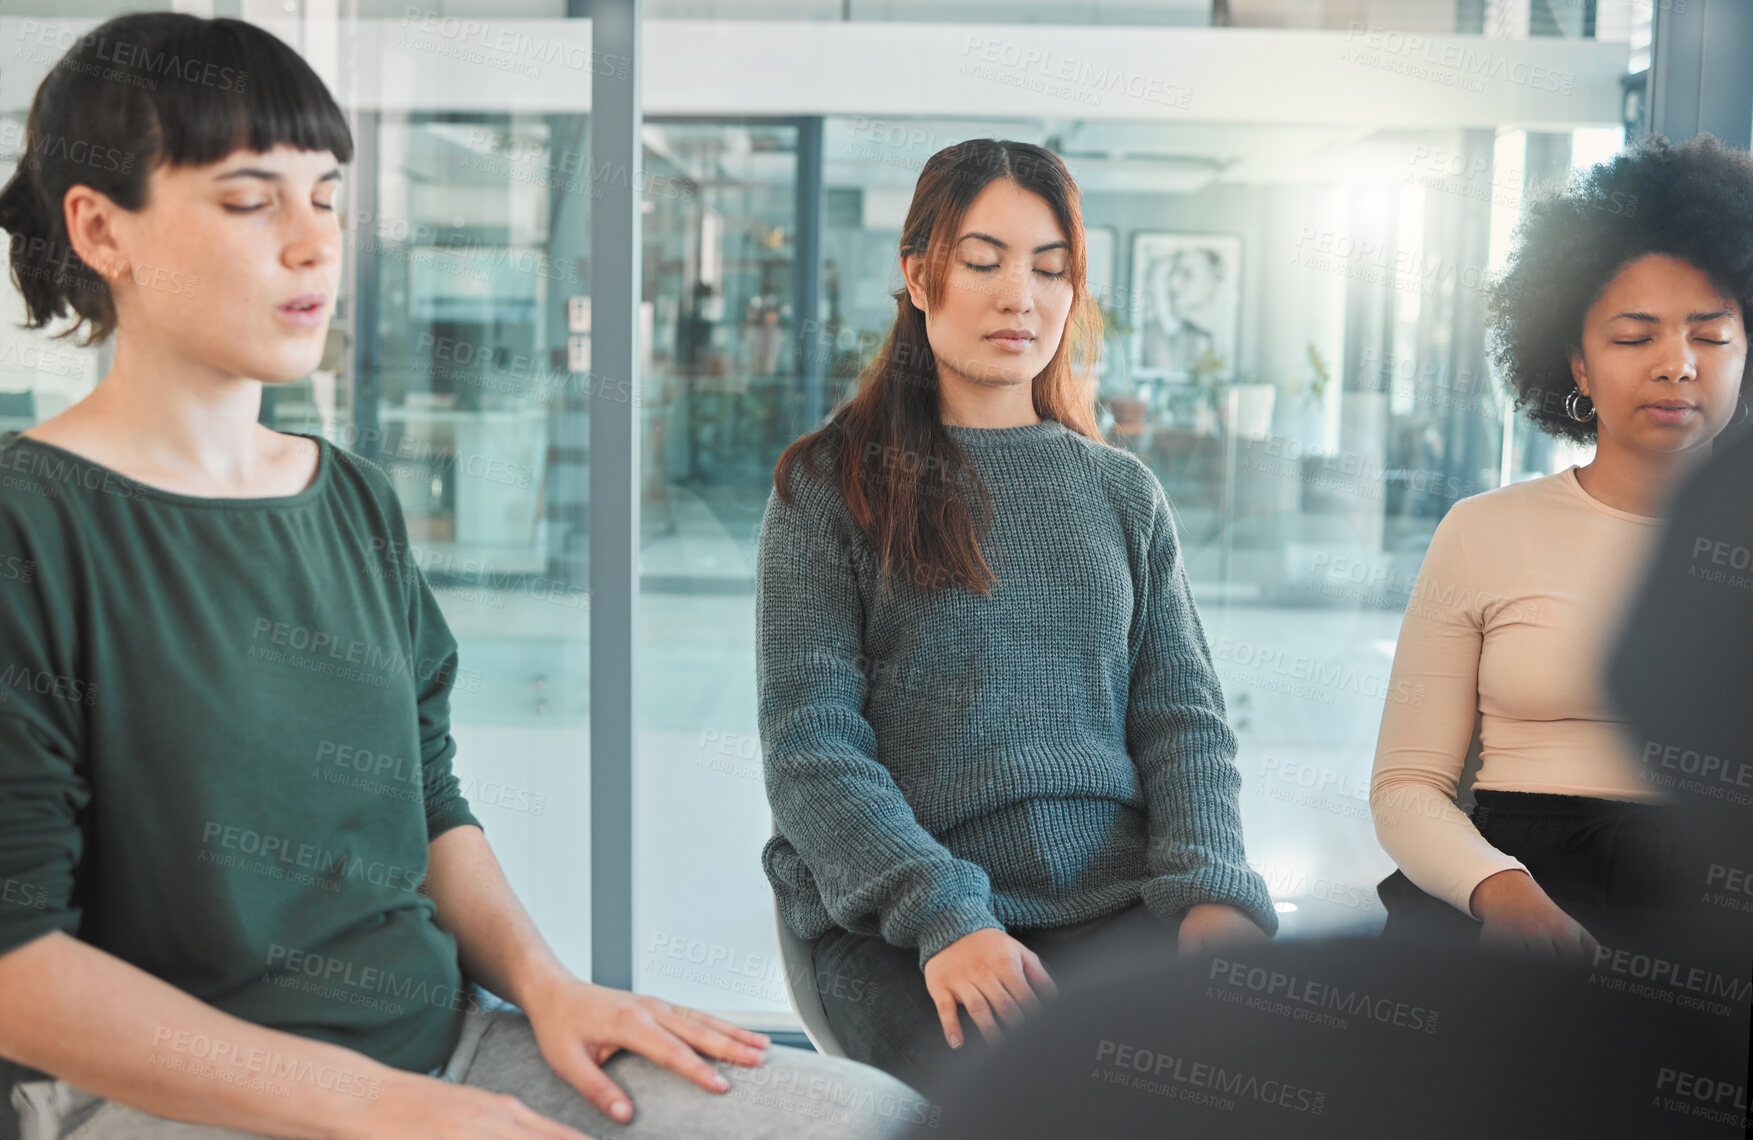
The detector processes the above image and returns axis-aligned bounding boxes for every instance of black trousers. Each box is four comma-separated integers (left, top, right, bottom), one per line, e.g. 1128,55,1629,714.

1377,789,1723,954
809,902,1176,1091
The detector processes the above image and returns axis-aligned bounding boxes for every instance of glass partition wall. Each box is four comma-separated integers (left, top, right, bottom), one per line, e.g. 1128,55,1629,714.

341,110,595,976
635,119,809,1015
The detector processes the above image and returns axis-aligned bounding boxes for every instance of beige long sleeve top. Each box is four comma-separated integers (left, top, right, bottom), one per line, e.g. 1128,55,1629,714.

1369,467,1662,918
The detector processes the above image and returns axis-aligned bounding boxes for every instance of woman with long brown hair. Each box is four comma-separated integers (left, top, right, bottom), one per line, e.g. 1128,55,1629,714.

756,139,1276,1089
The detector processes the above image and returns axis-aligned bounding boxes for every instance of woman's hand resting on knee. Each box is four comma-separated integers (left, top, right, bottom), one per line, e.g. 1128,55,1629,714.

922,928,1058,1049
523,979,772,1125
341,983,771,1139
1470,869,1601,962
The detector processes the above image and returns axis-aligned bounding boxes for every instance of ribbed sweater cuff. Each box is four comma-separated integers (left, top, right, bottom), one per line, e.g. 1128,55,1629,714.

1144,862,1280,939
910,896,1005,969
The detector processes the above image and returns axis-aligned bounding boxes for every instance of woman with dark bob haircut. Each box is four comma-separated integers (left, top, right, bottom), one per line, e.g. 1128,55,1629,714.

1370,134,1753,960
0,13,913,1140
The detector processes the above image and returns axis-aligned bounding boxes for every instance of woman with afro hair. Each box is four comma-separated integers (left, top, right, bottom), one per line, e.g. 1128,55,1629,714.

1368,134,1753,961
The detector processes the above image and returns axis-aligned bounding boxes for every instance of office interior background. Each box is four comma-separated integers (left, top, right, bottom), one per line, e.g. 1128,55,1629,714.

1,0,1748,1038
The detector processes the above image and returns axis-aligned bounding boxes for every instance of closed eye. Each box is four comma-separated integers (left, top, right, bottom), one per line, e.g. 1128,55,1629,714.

225,201,336,214
963,262,1066,278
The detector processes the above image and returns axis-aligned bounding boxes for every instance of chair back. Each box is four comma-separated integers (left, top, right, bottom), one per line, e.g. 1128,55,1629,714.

769,816,849,1058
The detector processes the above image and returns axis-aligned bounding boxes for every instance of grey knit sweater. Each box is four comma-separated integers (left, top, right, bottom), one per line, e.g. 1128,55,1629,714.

757,418,1276,968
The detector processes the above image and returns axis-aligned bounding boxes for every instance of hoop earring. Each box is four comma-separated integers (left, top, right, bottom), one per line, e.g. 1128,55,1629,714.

1564,388,1596,424
1732,399,1750,427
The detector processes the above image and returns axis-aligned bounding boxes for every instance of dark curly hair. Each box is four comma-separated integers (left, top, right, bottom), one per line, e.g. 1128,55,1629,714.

1485,134,1753,445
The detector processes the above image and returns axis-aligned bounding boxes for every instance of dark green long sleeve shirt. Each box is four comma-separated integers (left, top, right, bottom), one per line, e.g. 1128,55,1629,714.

0,431,480,1074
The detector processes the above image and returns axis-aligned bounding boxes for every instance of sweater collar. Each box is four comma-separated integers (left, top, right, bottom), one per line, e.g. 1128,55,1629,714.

942,419,1069,449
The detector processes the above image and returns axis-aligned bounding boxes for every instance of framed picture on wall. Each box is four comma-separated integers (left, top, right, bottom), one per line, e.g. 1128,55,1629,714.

1129,232,1241,382
1083,224,1116,305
